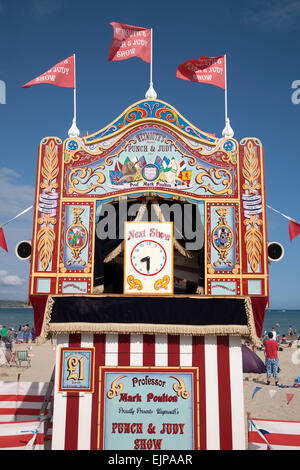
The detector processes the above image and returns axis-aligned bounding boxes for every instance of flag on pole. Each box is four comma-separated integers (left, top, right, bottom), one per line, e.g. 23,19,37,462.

289,220,300,241
108,22,151,63
176,56,225,89
0,228,8,252
22,55,75,89
266,205,300,242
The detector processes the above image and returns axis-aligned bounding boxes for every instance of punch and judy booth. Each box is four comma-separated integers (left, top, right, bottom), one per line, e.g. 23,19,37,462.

29,99,268,450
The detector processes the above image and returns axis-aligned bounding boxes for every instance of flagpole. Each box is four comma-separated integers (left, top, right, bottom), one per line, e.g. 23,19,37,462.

266,204,300,224
222,53,234,138
224,54,228,123
150,28,153,88
145,28,157,99
68,53,80,137
73,53,77,124
0,205,34,229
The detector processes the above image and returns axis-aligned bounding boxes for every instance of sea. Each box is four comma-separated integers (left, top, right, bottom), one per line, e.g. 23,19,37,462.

0,307,299,338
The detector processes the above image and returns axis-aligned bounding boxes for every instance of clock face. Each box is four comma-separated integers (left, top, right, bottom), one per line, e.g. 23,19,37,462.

124,221,173,295
131,240,167,276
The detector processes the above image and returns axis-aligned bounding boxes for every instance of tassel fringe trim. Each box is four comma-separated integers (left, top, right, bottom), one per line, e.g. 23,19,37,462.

37,294,262,347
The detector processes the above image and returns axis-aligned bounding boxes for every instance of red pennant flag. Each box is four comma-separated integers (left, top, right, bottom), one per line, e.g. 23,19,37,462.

22,55,75,89
108,22,151,63
176,55,225,89
286,393,294,405
0,227,8,252
289,220,300,241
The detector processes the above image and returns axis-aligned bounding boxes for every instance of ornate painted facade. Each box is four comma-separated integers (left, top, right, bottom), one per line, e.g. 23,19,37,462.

29,98,269,300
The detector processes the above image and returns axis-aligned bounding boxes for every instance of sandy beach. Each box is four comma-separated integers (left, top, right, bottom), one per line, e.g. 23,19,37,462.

0,339,56,383
0,337,300,448
243,342,300,422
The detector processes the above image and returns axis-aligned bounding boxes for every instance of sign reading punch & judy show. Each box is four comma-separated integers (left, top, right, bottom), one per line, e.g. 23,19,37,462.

98,368,198,450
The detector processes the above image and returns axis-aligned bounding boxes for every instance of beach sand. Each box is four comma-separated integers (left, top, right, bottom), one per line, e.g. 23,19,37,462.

243,343,300,421
0,337,300,448
0,339,56,383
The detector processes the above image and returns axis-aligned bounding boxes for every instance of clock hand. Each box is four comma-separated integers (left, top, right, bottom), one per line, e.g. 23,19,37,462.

140,256,150,273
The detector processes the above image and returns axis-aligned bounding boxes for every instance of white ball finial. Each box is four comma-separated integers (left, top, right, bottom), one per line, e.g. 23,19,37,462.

68,118,80,138
222,117,234,138
145,82,157,100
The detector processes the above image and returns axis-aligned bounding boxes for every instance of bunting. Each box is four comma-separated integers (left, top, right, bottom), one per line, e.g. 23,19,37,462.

0,228,7,252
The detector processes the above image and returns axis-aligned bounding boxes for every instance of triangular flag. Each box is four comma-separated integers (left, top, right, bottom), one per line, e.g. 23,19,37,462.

0,227,8,252
251,386,262,399
289,220,300,241
269,390,277,399
286,393,294,405
22,55,75,89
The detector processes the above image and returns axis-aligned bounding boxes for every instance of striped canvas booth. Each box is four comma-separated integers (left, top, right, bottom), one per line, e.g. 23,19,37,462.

0,381,53,450
248,418,300,450
52,333,246,450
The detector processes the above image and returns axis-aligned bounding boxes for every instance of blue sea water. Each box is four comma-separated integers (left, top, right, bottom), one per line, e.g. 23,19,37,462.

0,307,299,338
263,309,300,336
0,307,34,331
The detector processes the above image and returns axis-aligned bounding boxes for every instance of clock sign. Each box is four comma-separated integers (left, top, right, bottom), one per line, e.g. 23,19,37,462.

124,222,173,295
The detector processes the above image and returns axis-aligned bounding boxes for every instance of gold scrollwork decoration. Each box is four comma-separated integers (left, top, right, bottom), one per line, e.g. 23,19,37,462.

127,275,143,290
154,275,170,290
242,141,261,194
107,375,127,399
155,106,184,129
164,138,197,166
68,165,105,194
170,376,190,399
195,166,233,195
37,213,56,271
40,140,59,193
244,214,263,273
59,263,67,273
104,138,137,166
118,105,147,128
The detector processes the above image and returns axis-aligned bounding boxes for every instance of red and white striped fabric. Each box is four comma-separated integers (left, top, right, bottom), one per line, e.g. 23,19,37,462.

248,418,300,450
0,419,44,450
0,381,52,450
52,333,245,450
0,382,48,422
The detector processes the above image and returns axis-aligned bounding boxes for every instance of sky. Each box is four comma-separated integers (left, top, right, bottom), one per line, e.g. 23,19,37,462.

0,0,299,308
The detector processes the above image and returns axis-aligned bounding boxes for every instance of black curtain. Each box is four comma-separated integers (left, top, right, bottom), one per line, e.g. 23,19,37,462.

94,198,205,291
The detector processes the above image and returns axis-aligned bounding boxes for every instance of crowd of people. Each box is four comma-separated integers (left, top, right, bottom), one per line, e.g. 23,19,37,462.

0,324,36,350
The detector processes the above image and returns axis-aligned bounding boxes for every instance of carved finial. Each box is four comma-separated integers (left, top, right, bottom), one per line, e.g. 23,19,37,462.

68,117,80,137
222,117,234,138
145,82,157,100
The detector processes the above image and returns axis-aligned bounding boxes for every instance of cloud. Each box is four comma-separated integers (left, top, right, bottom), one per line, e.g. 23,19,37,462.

0,270,24,286
0,167,34,223
245,0,300,30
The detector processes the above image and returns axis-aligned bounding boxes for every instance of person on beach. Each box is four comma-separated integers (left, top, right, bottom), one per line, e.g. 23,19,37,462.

24,324,30,343
271,327,277,340
264,331,279,385
0,326,8,342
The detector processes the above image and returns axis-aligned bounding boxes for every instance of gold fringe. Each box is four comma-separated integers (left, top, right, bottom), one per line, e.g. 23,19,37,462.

243,297,262,348
37,296,55,344
48,321,250,338
36,294,262,347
